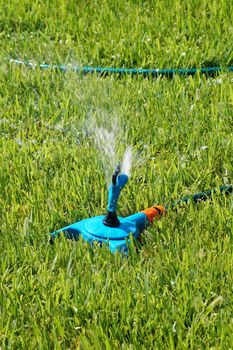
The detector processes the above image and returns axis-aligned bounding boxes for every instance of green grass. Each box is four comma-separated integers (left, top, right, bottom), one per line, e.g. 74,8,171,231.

0,0,233,349
1,0,233,68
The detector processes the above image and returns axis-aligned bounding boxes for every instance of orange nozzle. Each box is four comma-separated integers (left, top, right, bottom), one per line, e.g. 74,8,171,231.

141,205,165,223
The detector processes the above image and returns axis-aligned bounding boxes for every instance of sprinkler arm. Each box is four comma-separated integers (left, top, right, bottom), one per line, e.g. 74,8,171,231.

103,165,128,227
107,174,128,212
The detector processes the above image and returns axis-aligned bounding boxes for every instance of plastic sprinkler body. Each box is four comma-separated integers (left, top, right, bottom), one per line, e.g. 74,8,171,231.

50,164,165,253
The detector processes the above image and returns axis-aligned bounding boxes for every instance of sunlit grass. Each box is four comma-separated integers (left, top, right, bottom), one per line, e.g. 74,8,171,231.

0,0,233,349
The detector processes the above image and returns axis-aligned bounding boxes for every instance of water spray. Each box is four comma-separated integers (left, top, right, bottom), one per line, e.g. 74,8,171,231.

50,160,232,253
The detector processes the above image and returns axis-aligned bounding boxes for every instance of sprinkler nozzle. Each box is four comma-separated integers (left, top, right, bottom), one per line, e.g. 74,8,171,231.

112,163,121,185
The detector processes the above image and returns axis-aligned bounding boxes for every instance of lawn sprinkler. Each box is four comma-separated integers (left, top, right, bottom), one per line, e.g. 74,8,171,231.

50,163,165,253
50,164,232,253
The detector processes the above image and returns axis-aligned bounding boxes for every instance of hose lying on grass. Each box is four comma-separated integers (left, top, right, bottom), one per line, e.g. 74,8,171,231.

11,59,233,78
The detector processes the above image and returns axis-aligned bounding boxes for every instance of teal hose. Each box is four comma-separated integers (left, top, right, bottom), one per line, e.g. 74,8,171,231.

11,59,233,77
170,184,232,209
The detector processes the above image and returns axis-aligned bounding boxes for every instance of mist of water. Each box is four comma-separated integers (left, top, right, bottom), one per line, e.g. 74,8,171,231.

85,114,133,183
93,124,118,180
121,146,132,177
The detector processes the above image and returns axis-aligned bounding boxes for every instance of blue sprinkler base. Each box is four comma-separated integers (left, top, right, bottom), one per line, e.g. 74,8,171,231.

50,213,148,253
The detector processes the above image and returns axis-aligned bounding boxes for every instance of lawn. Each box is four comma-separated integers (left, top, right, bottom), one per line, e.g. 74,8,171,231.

0,1,233,349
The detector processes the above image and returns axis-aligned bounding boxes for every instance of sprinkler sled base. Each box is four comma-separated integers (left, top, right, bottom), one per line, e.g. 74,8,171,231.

50,212,151,253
